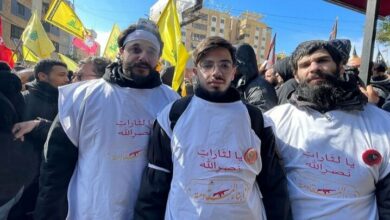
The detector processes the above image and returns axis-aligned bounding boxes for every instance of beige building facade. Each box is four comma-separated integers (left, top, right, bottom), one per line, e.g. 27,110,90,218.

0,0,98,62
181,8,272,63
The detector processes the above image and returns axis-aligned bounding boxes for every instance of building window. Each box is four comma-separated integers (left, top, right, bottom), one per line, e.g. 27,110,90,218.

221,18,225,24
254,45,258,48
219,29,223,34
43,22,60,36
11,24,24,39
191,33,206,41
200,13,208,21
11,0,31,20
53,41,60,52
212,16,217,22
255,36,259,40
0,0,3,11
261,46,265,50
192,23,207,31
262,37,266,41
256,27,260,31
17,2,25,16
245,34,250,38
211,27,216,32
260,55,264,59
181,31,186,37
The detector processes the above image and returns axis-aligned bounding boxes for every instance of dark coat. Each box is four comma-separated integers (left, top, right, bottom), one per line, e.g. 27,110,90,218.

8,80,59,219
0,72,39,220
234,44,278,112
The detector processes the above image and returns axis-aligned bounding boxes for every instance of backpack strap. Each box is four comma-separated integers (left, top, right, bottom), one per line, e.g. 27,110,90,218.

169,95,193,130
244,103,264,139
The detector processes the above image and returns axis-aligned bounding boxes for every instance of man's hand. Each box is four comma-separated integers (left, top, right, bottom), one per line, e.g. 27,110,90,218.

359,85,380,104
12,120,40,141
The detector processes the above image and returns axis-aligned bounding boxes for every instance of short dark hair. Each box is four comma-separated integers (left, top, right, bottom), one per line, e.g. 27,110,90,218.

117,21,163,56
0,61,11,72
79,56,111,77
373,62,387,73
290,40,342,73
34,59,67,80
193,36,236,66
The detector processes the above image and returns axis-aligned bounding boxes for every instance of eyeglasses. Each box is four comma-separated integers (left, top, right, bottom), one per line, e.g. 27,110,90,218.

198,61,234,73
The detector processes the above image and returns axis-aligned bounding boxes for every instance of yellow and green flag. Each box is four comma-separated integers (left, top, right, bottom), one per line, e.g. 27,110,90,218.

22,45,40,63
103,24,120,61
58,53,78,71
21,11,55,59
157,0,189,91
44,0,87,39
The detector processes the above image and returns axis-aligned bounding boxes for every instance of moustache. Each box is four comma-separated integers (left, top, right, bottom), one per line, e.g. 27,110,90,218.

306,71,339,84
125,62,153,71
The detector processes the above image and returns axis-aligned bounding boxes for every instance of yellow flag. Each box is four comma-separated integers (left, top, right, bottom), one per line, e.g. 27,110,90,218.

21,12,55,59
58,53,78,71
22,45,40,63
44,0,87,39
103,24,120,61
157,0,189,91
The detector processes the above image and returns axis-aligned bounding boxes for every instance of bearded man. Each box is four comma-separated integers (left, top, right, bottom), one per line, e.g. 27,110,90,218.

265,40,390,220
34,19,179,220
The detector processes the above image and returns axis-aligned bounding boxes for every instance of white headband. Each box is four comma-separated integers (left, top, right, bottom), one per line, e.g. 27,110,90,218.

123,29,160,53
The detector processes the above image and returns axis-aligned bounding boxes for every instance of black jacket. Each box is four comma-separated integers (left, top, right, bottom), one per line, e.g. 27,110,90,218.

276,78,298,105
8,81,59,219
135,87,292,220
34,63,164,220
382,94,390,112
234,44,278,112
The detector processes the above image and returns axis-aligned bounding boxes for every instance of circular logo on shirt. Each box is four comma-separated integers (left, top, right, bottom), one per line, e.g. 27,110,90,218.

244,148,258,164
362,149,382,166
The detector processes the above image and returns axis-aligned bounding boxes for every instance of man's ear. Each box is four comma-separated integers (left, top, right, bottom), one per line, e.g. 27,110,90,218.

338,63,345,76
37,72,48,82
231,66,237,81
193,67,198,76
294,73,300,83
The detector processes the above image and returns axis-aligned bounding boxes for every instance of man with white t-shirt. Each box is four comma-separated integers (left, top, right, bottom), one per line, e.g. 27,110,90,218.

265,40,390,219
135,36,291,220
34,19,179,220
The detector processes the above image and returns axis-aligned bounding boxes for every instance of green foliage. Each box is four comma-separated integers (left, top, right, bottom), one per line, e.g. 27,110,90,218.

377,17,390,46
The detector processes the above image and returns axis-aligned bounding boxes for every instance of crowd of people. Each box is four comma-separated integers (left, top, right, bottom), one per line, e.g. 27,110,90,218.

1,17,390,220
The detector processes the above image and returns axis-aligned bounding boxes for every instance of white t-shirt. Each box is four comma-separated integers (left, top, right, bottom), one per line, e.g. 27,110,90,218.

157,96,267,220
265,103,390,220
58,79,179,220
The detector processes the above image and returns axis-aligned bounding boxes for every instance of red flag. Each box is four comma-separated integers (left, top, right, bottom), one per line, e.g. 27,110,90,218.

72,36,99,55
0,16,15,68
329,17,338,40
265,33,276,70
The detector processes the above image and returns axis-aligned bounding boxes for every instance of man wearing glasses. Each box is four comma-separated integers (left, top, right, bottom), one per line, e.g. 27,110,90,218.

34,19,179,220
135,36,291,220
71,56,111,82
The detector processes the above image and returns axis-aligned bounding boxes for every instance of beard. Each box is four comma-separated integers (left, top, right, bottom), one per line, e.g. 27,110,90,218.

194,76,229,99
122,61,153,84
295,70,348,111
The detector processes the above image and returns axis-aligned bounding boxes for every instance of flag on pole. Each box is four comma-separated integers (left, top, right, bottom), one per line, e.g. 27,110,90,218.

329,17,338,40
157,0,190,91
265,33,276,70
58,53,78,71
72,36,99,55
22,45,40,63
376,50,385,64
0,16,15,68
103,24,120,61
21,11,55,59
44,0,87,39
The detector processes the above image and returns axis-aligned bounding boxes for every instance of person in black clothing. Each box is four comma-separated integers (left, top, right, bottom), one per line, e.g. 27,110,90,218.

0,62,38,220
232,43,278,112
8,59,68,219
371,62,390,99
135,36,291,220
